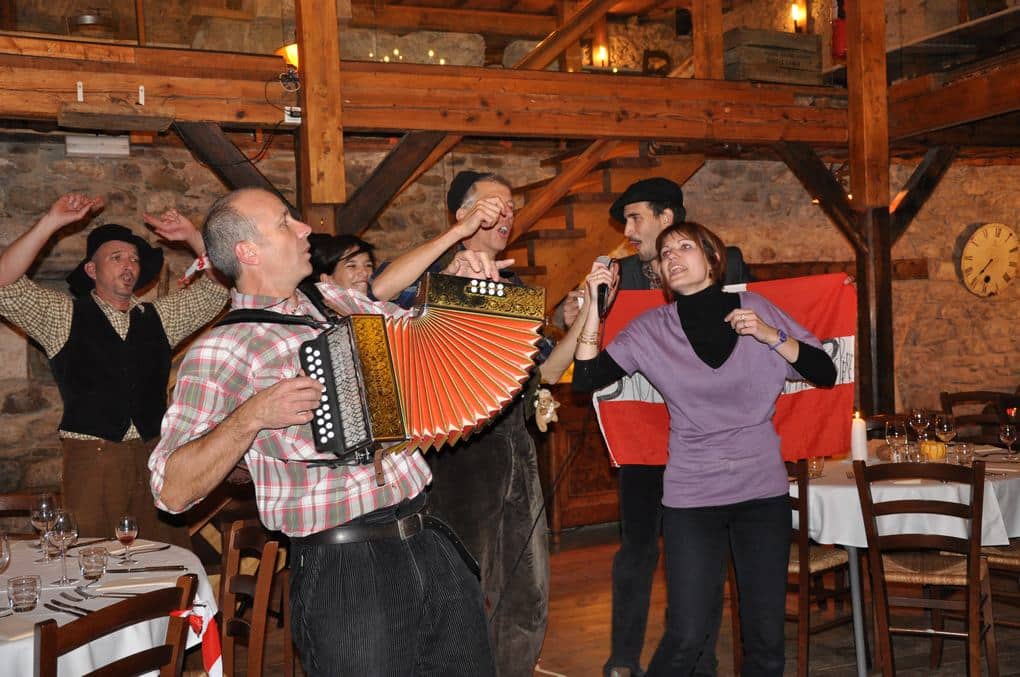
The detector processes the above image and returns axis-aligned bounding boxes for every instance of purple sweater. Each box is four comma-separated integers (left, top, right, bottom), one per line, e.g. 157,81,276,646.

606,291,821,509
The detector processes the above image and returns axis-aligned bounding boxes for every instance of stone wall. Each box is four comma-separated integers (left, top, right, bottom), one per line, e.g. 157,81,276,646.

0,138,550,496
1,139,1018,499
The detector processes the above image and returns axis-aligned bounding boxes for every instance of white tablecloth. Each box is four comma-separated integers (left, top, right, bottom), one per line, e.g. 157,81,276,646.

0,538,217,676
793,451,1020,548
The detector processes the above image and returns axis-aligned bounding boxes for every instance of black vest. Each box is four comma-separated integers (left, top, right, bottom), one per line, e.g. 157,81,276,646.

50,296,171,441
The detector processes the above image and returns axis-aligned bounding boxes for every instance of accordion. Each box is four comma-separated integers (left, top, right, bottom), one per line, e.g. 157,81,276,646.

300,274,545,463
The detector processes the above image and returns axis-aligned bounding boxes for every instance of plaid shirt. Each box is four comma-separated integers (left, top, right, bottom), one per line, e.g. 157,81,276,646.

149,283,430,536
0,274,228,440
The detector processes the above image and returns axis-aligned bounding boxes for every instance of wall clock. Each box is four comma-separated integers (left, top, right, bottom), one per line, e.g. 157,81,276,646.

956,223,1019,297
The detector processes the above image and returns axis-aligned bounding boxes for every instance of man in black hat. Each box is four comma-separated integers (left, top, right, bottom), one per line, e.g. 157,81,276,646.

597,177,751,677
0,193,228,544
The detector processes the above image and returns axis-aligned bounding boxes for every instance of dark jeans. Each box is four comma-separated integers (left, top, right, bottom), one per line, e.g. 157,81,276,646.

289,502,495,676
647,494,790,677
427,404,549,677
604,465,662,676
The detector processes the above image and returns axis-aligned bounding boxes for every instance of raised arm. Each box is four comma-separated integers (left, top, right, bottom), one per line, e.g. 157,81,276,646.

0,193,104,286
143,208,206,256
370,195,513,301
152,375,323,513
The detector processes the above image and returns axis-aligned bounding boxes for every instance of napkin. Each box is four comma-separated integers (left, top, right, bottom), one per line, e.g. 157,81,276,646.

106,539,167,557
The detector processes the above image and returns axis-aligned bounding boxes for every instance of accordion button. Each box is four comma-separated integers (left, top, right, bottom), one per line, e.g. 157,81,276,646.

313,349,321,357
327,431,335,439
326,422,333,429
497,290,505,296
322,404,330,411
315,359,322,366
320,436,328,444
304,346,313,354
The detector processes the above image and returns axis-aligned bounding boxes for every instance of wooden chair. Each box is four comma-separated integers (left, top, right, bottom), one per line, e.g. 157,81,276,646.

34,573,197,677
221,519,288,677
0,491,62,539
853,459,998,676
729,459,853,677
939,390,1014,444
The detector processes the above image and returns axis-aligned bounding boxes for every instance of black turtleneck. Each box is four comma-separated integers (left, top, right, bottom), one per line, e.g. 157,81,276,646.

573,284,837,392
674,283,740,369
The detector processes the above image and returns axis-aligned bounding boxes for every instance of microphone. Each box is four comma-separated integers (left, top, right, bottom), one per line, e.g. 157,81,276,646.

595,255,613,318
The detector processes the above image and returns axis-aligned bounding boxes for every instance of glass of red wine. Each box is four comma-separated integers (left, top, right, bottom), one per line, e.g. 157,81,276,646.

115,514,139,564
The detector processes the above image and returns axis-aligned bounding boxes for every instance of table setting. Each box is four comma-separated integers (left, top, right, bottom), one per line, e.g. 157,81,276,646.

794,408,1020,677
0,508,218,675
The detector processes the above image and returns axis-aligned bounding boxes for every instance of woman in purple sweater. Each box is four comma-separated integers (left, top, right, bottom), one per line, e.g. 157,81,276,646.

573,222,836,677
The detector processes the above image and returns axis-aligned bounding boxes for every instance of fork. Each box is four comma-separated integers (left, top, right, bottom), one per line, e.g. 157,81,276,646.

60,590,85,603
74,586,137,600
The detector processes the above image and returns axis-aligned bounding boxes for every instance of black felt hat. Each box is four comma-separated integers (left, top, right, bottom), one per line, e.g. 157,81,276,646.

446,170,487,213
609,178,686,224
66,224,164,297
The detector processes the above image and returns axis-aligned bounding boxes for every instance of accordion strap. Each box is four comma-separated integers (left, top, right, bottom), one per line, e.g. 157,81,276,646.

214,308,328,330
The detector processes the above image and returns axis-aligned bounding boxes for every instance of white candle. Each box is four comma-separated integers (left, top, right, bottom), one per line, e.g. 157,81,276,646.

851,411,868,461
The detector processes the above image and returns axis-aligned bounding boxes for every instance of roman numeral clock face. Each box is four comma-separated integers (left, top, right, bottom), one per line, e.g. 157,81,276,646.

959,223,1019,297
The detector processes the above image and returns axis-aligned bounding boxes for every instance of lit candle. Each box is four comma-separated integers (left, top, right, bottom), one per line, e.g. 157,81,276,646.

791,3,804,33
851,411,868,461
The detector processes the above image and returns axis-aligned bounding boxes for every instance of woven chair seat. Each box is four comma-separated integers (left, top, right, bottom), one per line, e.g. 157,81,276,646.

789,543,849,575
881,551,985,586
982,540,1020,570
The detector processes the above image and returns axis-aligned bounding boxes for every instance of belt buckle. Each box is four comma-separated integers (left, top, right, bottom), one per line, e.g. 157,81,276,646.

397,513,422,540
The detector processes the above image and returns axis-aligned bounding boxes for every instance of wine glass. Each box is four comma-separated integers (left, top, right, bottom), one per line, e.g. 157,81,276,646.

0,533,10,575
909,408,931,441
48,510,78,586
885,420,907,460
32,495,56,564
934,413,957,444
115,514,139,564
1002,423,1018,461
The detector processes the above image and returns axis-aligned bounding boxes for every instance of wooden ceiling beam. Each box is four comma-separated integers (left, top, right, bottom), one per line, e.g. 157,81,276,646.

348,3,558,39
889,146,956,244
889,53,1020,141
774,141,862,252
173,121,301,219
0,40,847,144
515,0,620,69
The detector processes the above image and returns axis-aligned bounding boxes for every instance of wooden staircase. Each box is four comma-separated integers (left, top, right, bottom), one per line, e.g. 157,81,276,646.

506,142,705,316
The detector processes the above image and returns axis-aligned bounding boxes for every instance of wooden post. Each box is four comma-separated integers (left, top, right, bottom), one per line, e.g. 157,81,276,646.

691,0,724,78
295,0,346,221
556,0,584,73
846,0,892,415
855,208,895,415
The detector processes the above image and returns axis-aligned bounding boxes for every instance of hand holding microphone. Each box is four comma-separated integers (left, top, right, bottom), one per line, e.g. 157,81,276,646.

589,256,619,319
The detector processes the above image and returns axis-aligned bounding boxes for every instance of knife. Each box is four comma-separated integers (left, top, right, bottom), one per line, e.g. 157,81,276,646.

43,602,85,618
50,599,92,615
68,538,112,551
107,565,187,573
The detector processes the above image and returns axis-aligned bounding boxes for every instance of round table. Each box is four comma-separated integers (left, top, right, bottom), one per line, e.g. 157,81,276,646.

0,538,217,675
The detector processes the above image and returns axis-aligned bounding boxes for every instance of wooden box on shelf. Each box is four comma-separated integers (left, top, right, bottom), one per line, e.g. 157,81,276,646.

723,28,822,85
535,383,620,548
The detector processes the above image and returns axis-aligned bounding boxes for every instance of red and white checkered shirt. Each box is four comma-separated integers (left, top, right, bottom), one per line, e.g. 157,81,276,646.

149,284,430,536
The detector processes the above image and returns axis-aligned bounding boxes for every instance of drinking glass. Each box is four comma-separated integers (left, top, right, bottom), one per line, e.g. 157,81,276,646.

934,413,957,444
0,534,10,574
909,408,931,441
955,442,973,467
1002,423,1018,461
885,420,907,459
807,456,825,479
48,510,78,586
31,494,56,563
7,575,41,612
115,514,139,564
78,546,108,586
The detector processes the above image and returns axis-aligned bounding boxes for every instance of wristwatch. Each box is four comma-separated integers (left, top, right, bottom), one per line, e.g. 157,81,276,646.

769,329,787,352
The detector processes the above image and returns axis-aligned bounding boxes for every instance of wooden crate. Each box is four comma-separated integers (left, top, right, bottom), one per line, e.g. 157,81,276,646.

723,28,822,85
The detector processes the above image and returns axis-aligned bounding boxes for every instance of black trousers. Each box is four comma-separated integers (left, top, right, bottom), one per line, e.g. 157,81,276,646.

289,503,495,676
426,404,549,677
647,494,790,677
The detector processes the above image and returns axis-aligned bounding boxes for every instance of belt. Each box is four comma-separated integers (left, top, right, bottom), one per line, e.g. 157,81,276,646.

298,512,480,579
300,512,426,545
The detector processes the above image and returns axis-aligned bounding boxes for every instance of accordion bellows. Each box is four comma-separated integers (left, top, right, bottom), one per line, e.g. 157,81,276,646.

302,274,545,460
